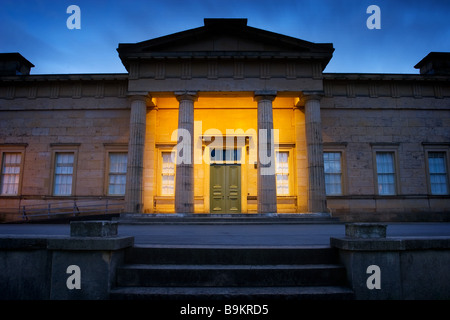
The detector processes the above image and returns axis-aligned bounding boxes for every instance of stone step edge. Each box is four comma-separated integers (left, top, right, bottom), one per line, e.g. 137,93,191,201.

118,263,344,270
129,244,334,249
115,213,340,224
124,245,339,264
109,286,355,299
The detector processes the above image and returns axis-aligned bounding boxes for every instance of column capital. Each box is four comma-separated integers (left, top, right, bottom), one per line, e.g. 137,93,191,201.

254,90,277,102
300,91,324,102
127,92,153,106
174,91,198,102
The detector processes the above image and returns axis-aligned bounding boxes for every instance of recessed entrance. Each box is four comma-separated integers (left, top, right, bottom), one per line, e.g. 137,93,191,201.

210,164,241,213
209,148,241,213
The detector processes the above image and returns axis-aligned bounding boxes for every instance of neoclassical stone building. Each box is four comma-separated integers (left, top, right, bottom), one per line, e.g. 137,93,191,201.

0,19,449,221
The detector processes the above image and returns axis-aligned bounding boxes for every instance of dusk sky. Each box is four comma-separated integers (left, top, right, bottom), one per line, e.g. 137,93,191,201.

1,0,449,75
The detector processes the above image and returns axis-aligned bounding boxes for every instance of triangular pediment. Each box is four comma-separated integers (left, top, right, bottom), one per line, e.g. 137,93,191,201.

118,18,334,67
140,31,307,53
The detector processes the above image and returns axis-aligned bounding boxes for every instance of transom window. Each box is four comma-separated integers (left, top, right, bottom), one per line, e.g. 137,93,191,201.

210,148,241,164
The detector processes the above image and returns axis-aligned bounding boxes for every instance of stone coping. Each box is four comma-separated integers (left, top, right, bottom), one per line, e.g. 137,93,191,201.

0,73,128,82
330,236,450,251
0,235,134,251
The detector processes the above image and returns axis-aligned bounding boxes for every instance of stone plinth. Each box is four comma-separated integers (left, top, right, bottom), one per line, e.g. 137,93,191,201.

331,236,450,299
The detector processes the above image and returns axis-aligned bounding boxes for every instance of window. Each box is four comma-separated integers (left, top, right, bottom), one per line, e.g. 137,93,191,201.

108,153,127,195
210,148,241,164
275,151,289,195
0,153,22,195
376,152,396,195
161,151,175,196
324,152,342,195
53,152,74,196
428,152,449,195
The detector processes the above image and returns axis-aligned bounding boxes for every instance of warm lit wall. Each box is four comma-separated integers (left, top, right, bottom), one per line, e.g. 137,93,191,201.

294,108,308,212
147,94,305,213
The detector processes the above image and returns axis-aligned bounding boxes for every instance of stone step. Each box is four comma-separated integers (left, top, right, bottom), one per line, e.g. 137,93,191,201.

116,213,340,225
109,286,355,300
124,245,340,265
111,244,354,300
116,263,347,287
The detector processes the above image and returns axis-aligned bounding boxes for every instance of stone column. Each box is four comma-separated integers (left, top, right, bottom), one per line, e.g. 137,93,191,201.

125,94,148,213
174,91,197,213
254,91,277,214
303,92,327,213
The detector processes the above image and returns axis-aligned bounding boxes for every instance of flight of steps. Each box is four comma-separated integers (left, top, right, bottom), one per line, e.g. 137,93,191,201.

109,245,354,300
115,213,340,225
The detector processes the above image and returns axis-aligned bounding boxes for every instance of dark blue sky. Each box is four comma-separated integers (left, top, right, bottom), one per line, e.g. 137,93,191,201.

1,0,449,74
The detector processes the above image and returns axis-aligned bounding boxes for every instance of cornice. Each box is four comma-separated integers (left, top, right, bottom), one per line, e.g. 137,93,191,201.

323,73,450,82
0,73,129,83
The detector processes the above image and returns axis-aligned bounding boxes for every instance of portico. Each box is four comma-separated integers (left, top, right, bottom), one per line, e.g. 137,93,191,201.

123,90,329,214
118,18,333,215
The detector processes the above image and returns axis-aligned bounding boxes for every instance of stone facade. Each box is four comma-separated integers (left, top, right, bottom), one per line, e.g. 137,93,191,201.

0,19,449,221
321,73,450,220
0,75,130,221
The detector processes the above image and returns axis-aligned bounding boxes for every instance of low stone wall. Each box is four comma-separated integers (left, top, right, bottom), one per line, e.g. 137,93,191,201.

0,221,133,300
331,223,450,300
332,211,450,222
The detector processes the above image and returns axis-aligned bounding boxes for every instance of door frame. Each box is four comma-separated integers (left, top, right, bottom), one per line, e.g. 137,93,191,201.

210,164,241,213
204,144,248,213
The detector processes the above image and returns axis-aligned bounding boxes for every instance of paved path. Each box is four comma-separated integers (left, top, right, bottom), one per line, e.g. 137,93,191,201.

0,222,449,246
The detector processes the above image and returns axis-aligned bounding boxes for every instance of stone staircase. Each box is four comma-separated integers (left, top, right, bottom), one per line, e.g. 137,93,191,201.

115,213,340,225
109,245,354,300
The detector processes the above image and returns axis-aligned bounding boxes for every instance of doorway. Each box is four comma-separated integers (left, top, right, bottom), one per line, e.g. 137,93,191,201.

210,164,241,213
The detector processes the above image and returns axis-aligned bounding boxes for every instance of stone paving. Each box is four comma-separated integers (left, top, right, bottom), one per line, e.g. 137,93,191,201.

0,221,449,246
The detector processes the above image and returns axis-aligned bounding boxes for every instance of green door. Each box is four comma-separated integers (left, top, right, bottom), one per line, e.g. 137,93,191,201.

210,165,241,213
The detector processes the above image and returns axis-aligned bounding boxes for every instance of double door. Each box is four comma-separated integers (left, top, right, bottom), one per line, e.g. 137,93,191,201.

210,165,241,213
